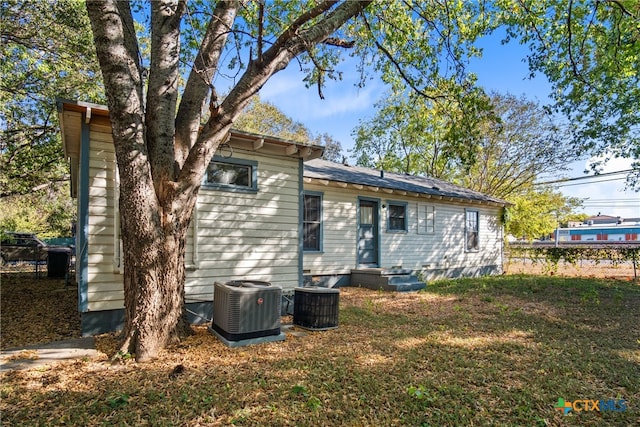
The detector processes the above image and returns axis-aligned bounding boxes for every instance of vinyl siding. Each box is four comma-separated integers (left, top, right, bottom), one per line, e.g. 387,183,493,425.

85,124,122,311
303,186,358,274
186,151,301,303
303,184,503,277
82,126,303,311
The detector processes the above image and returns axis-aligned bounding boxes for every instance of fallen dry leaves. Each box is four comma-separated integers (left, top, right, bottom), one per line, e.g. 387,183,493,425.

1,272,639,426
1,272,80,349
505,259,637,280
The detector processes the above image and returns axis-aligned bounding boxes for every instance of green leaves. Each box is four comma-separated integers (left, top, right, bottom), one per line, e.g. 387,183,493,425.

497,0,640,187
0,186,76,238
352,86,492,179
1,0,104,197
233,96,312,143
505,187,579,241
234,97,344,161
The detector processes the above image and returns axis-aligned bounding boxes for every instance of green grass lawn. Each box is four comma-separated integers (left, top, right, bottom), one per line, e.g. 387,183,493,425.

1,275,638,426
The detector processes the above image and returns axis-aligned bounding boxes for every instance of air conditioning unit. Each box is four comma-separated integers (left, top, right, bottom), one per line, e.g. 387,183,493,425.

294,287,339,330
210,281,285,347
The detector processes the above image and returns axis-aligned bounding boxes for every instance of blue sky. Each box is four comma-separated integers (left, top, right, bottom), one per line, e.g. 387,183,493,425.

256,33,639,219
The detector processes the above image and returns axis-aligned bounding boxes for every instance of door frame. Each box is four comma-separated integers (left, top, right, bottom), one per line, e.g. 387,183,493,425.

357,197,380,267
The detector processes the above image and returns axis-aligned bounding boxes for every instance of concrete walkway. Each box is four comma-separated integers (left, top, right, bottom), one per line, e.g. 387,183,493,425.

0,337,100,372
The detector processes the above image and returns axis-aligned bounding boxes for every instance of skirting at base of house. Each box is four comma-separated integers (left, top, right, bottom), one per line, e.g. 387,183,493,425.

81,309,124,337
303,274,351,288
351,268,426,291
420,265,502,282
80,301,214,337
80,297,296,337
304,264,503,292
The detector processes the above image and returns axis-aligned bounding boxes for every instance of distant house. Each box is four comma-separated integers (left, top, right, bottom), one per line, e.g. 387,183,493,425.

556,225,639,242
59,99,510,335
556,214,640,243
583,214,621,226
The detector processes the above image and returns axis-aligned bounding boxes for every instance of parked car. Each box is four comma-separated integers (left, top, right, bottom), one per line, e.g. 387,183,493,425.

0,232,48,264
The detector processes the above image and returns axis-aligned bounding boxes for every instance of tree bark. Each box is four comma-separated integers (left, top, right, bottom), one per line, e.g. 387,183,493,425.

86,0,371,361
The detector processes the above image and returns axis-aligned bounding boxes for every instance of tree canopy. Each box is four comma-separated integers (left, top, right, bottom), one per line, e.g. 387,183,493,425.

352,89,493,180
233,96,312,143
0,0,102,238
506,186,581,241
234,96,344,161
350,0,639,187
459,92,575,199
0,0,103,197
498,0,639,187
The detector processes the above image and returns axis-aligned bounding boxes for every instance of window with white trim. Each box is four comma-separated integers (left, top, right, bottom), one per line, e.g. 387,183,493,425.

465,209,479,251
387,201,408,232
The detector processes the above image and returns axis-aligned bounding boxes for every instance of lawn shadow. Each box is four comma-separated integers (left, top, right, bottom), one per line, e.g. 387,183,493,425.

1,279,638,426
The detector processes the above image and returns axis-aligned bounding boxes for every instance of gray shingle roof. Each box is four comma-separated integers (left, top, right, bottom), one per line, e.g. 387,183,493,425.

304,159,510,206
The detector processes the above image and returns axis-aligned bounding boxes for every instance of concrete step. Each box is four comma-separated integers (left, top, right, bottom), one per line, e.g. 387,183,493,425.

382,281,426,292
387,275,422,285
351,269,426,292
354,268,413,276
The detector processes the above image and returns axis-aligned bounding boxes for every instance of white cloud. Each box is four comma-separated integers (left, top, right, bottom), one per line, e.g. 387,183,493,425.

260,69,380,120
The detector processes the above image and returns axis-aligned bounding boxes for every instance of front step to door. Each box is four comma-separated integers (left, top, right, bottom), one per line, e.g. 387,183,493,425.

350,268,426,292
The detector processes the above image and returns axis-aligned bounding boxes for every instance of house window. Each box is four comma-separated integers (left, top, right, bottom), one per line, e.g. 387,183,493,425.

303,193,322,251
465,209,479,251
205,156,257,191
387,201,407,232
418,204,435,234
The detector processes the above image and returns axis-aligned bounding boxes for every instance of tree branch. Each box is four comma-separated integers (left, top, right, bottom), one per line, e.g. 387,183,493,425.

86,1,144,118
146,0,187,193
361,12,440,101
608,0,638,18
257,1,264,63
178,0,372,193
174,0,240,168
323,37,355,48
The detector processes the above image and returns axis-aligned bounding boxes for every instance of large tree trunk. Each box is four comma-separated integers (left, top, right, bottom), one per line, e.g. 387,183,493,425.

119,194,195,362
86,0,195,362
87,0,371,361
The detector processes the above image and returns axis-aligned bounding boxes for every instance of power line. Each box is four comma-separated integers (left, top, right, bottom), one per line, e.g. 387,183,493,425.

582,204,640,208
536,169,634,186
581,198,639,202
555,177,629,187
582,200,640,203
582,201,640,204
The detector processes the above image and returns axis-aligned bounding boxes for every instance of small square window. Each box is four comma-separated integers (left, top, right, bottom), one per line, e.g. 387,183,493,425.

387,202,407,232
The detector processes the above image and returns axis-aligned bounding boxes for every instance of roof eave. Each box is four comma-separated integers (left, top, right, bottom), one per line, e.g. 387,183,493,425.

303,176,511,207
57,99,324,161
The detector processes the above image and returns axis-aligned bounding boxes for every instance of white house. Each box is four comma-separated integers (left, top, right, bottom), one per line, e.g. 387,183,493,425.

59,99,510,335
302,159,509,288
